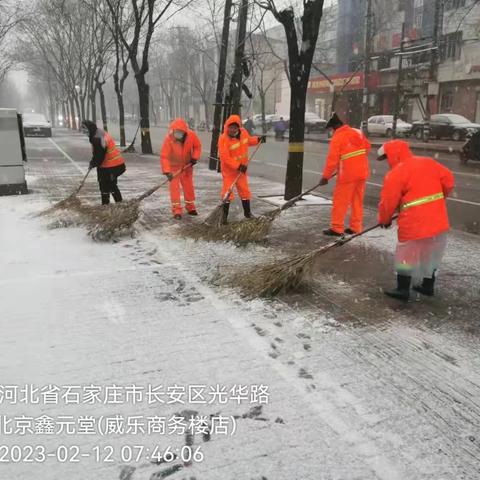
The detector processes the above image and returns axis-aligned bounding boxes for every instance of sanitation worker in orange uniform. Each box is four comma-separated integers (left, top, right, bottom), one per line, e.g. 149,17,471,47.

377,140,455,300
160,118,202,219
320,113,370,236
81,120,126,205
218,114,265,224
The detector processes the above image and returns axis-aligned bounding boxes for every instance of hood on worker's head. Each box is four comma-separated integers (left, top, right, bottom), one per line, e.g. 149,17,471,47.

169,118,189,133
223,114,242,133
81,119,97,139
377,140,413,169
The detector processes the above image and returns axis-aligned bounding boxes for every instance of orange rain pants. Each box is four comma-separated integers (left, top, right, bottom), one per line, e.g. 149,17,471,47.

330,180,366,233
169,167,196,215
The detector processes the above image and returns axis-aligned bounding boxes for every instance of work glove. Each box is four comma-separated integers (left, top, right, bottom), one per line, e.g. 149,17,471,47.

238,164,248,173
380,221,392,229
259,135,267,144
164,172,174,182
89,160,96,169
319,177,328,186
190,159,198,166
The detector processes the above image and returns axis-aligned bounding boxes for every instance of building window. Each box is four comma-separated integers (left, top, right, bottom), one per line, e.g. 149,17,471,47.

445,0,466,10
441,92,453,112
440,31,463,61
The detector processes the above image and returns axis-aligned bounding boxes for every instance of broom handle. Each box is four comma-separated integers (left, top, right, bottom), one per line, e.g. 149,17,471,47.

221,141,263,204
279,173,337,212
314,215,399,256
137,163,193,202
74,168,92,195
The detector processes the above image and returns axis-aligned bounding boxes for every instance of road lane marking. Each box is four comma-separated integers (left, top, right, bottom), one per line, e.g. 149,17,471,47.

48,137,84,173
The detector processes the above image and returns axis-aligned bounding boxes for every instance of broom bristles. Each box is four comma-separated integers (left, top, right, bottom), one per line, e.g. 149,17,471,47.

232,248,319,297
36,194,83,217
204,203,225,227
183,215,275,244
79,200,141,241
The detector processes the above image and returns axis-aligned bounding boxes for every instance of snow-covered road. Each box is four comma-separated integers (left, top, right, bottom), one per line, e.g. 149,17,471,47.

1,131,479,479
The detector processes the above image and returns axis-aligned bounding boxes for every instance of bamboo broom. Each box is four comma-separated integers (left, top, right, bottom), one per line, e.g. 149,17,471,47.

83,163,193,241
37,167,92,217
231,221,392,297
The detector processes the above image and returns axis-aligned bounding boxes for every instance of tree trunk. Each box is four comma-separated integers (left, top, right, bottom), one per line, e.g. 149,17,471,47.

117,94,126,146
150,94,157,126
113,78,126,146
136,74,153,154
203,99,210,127
260,92,267,134
98,83,108,132
91,91,97,123
71,97,78,130
284,79,307,199
63,102,69,128
167,95,174,121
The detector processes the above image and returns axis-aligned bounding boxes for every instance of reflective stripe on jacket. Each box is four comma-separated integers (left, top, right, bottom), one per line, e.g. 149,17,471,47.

323,125,370,183
378,140,455,242
100,131,124,168
160,118,202,173
218,114,260,172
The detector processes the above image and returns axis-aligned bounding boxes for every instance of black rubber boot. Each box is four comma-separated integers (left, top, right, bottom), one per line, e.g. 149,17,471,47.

413,273,436,296
384,274,411,301
112,186,123,203
323,228,343,237
221,202,230,225
242,199,253,219
101,193,110,205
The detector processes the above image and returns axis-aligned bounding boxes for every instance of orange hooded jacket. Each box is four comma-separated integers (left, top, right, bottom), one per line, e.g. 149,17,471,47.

378,140,455,242
218,114,259,172
323,125,370,183
160,118,202,173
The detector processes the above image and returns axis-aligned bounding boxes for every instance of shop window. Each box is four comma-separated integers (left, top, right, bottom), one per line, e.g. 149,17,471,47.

440,31,463,61
441,92,453,112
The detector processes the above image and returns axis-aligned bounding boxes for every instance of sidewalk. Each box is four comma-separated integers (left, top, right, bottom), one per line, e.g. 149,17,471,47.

1,144,480,479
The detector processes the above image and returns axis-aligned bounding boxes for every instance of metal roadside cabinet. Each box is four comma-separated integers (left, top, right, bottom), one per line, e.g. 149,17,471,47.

0,108,28,195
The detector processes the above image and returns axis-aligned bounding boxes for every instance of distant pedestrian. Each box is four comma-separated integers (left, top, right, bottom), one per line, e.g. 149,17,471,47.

243,116,255,135
377,140,455,300
81,120,126,205
274,117,287,140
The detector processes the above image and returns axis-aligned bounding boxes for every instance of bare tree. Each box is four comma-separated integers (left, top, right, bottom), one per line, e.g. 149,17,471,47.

253,0,325,199
0,1,26,82
105,0,196,154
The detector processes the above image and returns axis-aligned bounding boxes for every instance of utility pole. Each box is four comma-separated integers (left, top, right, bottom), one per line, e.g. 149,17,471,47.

230,0,249,115
424,0,444,141
393,23,406,138
361,0,373,132
208,0,233,171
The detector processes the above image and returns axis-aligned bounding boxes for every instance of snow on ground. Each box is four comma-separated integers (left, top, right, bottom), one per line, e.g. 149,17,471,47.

2,134,480,479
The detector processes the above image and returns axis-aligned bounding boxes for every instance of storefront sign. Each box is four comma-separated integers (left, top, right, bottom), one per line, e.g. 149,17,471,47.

307,72,378,93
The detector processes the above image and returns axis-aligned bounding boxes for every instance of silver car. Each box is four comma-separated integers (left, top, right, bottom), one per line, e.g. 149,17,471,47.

367,115,412,137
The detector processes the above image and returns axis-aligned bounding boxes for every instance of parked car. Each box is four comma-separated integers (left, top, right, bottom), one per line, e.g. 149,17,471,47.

22,113,52,137
411,113,480,141
304,112,327,133
367,115,412,137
